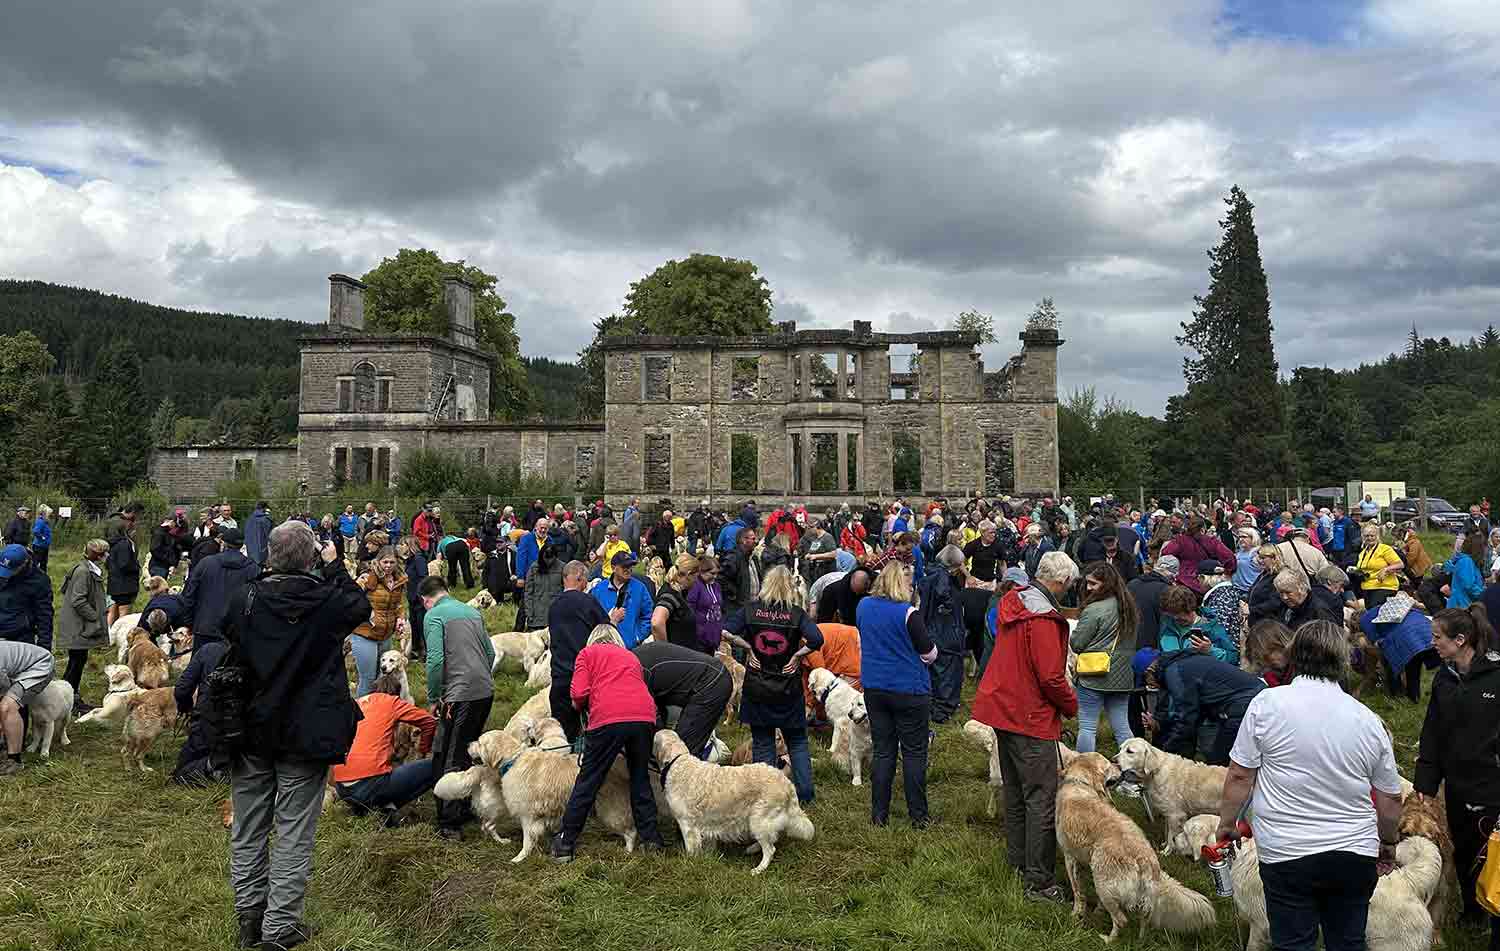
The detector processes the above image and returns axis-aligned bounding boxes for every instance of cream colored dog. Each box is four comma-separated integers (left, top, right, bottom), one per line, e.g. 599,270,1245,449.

961,719,1004,817
433,763,511,845
75,665,140,726
502,688,554,741
491,629,550,674
716,643,745,724
377,650,413,702
1114,737,1228,853
166,627,194,676
652,729,815,875
809,669,871,786
525,650,553,690
1055,747,1216,943
23,680,74,758
126,628,171,689
110,612,143,662
427,556,447,582
466,589,497,611
468,729,640,863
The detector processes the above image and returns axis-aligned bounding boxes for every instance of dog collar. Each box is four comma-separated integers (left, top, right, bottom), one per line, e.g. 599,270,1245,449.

658,754,685,785
1059,776,1099,794
107,687,135,695
498,753,522,779
816,681,838,707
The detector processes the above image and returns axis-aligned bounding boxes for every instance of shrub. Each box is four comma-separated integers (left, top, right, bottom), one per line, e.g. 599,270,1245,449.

214,476,264,505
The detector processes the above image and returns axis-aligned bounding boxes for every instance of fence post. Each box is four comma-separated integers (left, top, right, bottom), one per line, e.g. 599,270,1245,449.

1138,487,1145,512
1419,488,1427,530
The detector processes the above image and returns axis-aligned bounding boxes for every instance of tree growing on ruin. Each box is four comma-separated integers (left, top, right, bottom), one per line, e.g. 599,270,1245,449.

1172,185,1292,484
362,248,534,420
578,253,775,417
954,308,996,343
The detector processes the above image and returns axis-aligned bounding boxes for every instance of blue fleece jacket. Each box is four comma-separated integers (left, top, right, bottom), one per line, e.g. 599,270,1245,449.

31,517,51,550
588,575,654,648
1446,553,1485,609
1158,616,1238,666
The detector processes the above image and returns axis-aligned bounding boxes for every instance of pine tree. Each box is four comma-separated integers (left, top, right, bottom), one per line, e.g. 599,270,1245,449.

78,339,150,498
1483,324,1499,350
13,378,77,490
150,397,179,447
1175,185,1291,483
245,385,283,444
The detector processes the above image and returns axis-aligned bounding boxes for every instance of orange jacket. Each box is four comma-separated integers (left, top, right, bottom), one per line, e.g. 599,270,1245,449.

803,623,862,714
331,693,436,784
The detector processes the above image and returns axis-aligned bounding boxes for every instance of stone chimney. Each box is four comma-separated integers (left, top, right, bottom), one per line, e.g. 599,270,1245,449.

444,276,477,349
328,274,365,332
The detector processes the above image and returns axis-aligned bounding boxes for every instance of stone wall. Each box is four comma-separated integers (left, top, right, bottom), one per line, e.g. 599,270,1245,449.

149,446,300,499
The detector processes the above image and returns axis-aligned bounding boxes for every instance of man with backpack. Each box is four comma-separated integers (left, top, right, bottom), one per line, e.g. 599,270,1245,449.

217,522,369,951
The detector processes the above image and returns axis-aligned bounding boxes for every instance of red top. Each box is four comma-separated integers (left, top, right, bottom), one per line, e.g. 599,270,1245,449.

971,585,1077,740
570,643,658,729
331,693,437,784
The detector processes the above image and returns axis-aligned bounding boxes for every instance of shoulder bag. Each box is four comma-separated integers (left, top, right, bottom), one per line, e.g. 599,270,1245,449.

1076,611,1120,676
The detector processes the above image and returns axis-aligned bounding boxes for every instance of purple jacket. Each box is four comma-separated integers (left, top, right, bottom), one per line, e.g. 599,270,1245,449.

686,579,723,653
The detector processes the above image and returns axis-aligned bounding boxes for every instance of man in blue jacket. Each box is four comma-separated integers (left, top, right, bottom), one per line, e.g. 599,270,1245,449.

513,516,550,628
181,528,259,641
0,544,52,649
1138,648,1264,765
715,503,759,554
588,551,654,648
244,502,274,568
29,506,53,571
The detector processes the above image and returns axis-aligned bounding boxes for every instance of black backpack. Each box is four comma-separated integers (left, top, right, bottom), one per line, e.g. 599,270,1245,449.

200,584,258,758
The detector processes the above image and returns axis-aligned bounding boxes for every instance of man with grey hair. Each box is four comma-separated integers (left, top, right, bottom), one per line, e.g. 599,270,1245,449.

971,549,1079,904
223,520,369,950
513,516,551,629
918,544,969,722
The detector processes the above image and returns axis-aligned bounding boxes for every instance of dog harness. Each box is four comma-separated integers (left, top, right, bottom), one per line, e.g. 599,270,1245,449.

657,754,685,785
498,753,523,779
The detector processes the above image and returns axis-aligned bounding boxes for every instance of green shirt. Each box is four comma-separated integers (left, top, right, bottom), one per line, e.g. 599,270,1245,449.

424,595,496,702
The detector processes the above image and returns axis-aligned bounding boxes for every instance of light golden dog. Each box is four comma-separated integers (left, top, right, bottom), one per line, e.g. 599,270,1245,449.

729,733,790,776
23,681,74,758
1400,790,1456,947
502,688,556,741
1114,737,1227,852
76,665,139,726
110,612,143,662
716,643,745,723
121,687,180,772
166,627,194,676
377,650,413,702
467,729,640,863
1055,748,1216,943
961,719,1004,817
808,669,870,786
525,650,553,690
126,628,171,689
653,729,814,875
491,629,550,674
466,589,497,611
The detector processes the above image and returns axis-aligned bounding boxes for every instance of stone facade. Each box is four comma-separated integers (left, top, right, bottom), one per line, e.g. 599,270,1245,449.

601,321,1061,506
150,275,1060,508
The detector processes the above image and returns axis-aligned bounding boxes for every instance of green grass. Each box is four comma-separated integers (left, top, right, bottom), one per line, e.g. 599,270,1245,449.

0,542,1489,951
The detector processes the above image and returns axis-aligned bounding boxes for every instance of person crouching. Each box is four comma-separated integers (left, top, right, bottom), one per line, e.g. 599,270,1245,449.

549,625,665,862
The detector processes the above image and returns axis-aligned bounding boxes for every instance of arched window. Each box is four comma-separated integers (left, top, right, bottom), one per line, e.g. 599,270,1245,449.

353,362,376,413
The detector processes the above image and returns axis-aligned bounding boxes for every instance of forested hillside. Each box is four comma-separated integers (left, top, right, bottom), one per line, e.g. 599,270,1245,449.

521,356,585,419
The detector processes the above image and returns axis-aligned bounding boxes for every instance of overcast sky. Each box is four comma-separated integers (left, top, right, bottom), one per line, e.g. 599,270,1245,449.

2,0,1498,413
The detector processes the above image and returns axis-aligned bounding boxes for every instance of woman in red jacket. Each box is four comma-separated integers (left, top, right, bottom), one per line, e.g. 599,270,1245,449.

971,549,1079,905
550,626,666,862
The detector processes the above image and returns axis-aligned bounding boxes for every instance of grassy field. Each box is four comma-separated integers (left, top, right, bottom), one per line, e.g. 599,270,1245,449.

0,539,1488,951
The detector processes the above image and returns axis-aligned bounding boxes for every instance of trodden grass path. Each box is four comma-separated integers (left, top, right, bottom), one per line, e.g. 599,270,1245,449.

0,542,1488,951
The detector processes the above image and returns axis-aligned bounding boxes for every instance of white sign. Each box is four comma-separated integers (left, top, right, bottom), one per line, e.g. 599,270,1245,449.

187,449,199,458
58,507,72,519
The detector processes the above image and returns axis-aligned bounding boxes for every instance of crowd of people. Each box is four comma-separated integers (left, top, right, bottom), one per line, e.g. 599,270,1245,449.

2,489,1500,951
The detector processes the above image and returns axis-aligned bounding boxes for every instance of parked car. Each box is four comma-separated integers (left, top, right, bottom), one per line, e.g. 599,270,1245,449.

1389,497,1467,533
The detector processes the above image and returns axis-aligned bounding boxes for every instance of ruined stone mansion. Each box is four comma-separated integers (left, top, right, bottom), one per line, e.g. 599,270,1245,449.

149,274,1062,505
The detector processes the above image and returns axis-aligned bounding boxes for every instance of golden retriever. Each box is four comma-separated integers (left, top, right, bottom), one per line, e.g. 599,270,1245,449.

126,628,171,689
466,589,497,611
809,669,871,786
166,627,194,676
502,689,554,741
377,650,413,702
525,650,553,690
110,612,143,662
1400,790,1456,947
716,644,745,723
433,763,512,845
467,729,640,863
729,733,791,776
76,665,140,726
121,687,180,772
961,719,1004,817
23,681,74,758
653,729,814,875
1055,748,1216,943
1114,737,1228,852
491,629,550,674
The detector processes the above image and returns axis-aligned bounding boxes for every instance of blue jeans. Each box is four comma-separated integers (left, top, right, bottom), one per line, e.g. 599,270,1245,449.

336,761,438,813
349,635,391,698
1075,684,1132,754
752,725,813,804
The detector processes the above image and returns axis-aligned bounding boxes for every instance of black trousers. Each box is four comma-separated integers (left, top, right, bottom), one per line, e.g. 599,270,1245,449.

63,649,89,695
996,731,1058,891
33,547,49,572
1259,850,1378,951
407,599,427,657
866,688,930,826
672,678,732,759
1384,651,1430,702
557,721,661,849
1446,791,1500,948
1205,713,1244,766
444,541,474,589
432,696,493,831
549,679,583,744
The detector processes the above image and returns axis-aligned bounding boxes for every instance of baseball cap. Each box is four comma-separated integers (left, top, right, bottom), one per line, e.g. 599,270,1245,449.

220,527,245,548
1155,555,1180,577
611,550,638,569
1152,509,1167,518
0,544,30,578
1131,647,1160,679
1002,566,1029,586
1197,559,1225,576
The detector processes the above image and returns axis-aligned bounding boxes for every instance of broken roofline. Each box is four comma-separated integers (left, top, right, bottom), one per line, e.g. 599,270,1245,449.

598,325,984,350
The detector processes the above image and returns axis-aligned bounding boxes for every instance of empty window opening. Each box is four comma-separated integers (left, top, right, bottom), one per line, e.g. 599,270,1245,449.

846,433,859,492
984,433,1015,496
375,448,392,487
644,433,671,491
352,447,374,484
731,357,760,400
810,352,839,400
811,433,838,492
892,431,921,494
731,434,758,492
643,356,672,401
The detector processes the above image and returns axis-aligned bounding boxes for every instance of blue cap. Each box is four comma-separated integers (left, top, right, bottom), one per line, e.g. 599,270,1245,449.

0,544,30,579
1131,647,1160,680
1002,566,1029,586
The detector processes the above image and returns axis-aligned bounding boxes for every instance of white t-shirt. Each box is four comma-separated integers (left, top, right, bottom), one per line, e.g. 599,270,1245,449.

1229,677,1402,864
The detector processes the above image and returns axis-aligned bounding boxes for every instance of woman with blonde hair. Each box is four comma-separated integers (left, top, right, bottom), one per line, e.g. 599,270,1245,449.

650,553,701,648
1355,522,1404,611
1247,543,1287,626
723,564,825,803
352,546,408,696
595,523,629,573
857,561,938,827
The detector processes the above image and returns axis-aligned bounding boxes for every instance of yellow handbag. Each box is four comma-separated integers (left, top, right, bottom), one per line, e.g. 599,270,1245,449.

1477,822,1500,916
1076,624,1120,677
